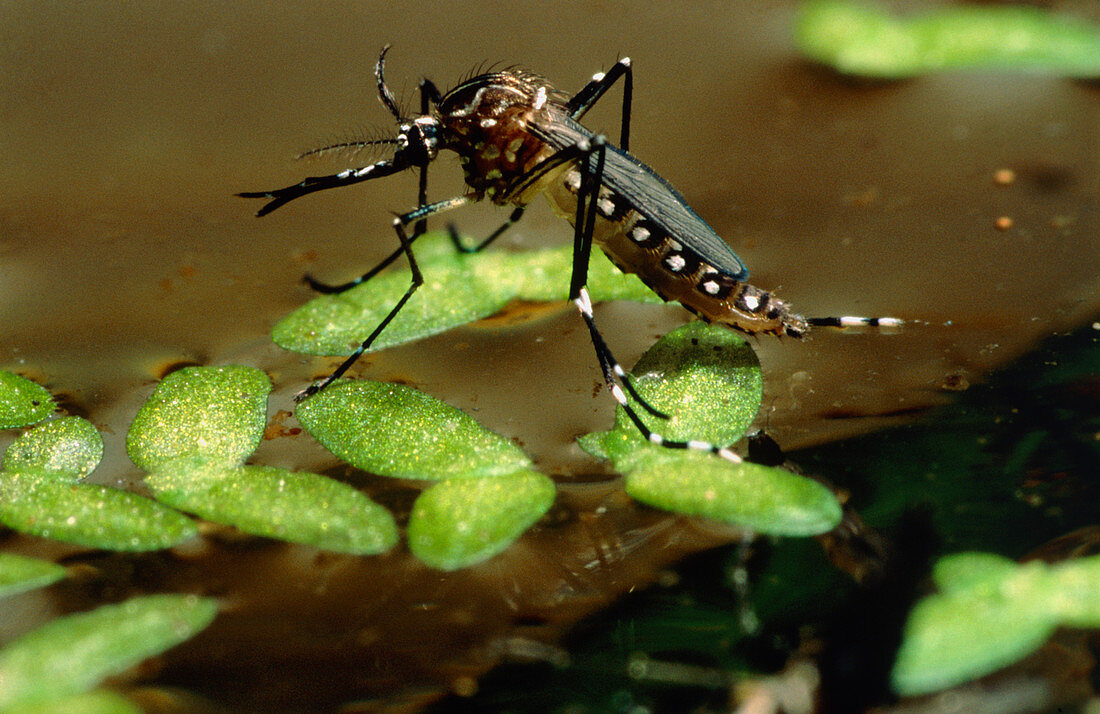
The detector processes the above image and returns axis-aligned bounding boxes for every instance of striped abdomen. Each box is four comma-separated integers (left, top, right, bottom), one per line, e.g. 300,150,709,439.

543,169,810,338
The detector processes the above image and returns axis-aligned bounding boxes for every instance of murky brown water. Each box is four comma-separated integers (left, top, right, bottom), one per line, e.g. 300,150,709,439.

1,2,1098,711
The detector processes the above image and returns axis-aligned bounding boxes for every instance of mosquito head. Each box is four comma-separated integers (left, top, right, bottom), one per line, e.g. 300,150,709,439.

374,45,441,169
393,115,441,168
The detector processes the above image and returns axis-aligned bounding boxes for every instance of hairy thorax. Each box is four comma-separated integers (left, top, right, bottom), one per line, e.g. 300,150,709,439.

436,70,569,204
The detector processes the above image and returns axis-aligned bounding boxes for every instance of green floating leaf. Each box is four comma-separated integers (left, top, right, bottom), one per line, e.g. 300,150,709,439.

490,241,662,305
0,469,198,551
0,371,54,429
408,470,556,570
297,379,531,480
127,365,271,471
146,461,397,555
275,237,513,356
891,561,1055,696
3,417,103,479
795,0,1100,78
1048,554,1100,626
577,322,839,535
625,451,842,536
274,232,661,356
0,554,67,599
5,688,142,714
579,321,762,469
931,551,1018,595
0,594,217,710
892,552,1100,696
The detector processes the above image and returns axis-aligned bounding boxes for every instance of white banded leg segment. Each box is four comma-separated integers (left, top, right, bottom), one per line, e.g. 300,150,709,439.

567,56,634,149
572,287,594,317
574,288,665,419
572,289,742,464
807,315,905,330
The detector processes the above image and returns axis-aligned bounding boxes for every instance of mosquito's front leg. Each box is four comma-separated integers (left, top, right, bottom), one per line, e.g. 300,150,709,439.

296,194,475,401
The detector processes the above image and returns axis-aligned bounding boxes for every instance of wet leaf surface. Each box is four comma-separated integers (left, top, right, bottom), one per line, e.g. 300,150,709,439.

408,470,556,570
274,233,661,355
146,461,397,555
0,468,198,551
298,378,532,480
0,554,67,599
625,451,842,536
0,372,54,430
3,417,103,479
892,552,1100,695
126,366,271,471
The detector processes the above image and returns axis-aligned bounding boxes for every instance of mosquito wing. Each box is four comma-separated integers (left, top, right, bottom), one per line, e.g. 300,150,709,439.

530,113,749,281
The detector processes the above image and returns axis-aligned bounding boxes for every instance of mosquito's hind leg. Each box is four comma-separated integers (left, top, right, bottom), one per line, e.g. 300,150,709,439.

564,136,741,462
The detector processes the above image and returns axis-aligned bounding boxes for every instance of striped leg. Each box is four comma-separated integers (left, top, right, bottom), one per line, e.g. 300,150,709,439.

567,56,633,150
568,136,741,463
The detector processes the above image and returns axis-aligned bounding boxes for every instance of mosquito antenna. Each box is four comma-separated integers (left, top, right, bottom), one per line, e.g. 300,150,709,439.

296,137,400,161
375,44,402,120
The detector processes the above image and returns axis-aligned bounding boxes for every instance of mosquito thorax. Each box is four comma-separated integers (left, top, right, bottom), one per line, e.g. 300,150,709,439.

435,71,568,202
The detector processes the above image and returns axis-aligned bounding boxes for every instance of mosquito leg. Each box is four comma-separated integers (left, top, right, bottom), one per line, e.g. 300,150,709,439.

303,242,410,294
409,78,441,242
447,206,526,254
303,166,435,295
567,57,633,150
296,195,475,400
570,136,669,419
567,136,740,462
238,160,403,218
572,286,740,462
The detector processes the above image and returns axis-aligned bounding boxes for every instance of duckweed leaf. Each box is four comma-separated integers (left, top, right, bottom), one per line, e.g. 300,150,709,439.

3,417,103,479
1050,555,1100,626
891,561,1053,696
795,1,1100,79
0,594,218,709
491,241,661,305
126,365,270,471
578,321,763,469
0,371,54,429
275,238,514,355
577,322,841,535
274,232,660,356
297,379,531,480
0,554,67,599
408,470,556,570
892,552,1100,696
0,469,198,551
6,689,142,714
625,451,842,536
146,462,397,555
930,551,1018,594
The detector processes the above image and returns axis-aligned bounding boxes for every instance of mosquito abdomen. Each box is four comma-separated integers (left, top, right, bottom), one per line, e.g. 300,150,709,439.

543,167,810,338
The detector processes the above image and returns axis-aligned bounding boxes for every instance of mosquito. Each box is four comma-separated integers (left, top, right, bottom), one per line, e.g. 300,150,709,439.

240,46,900,462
